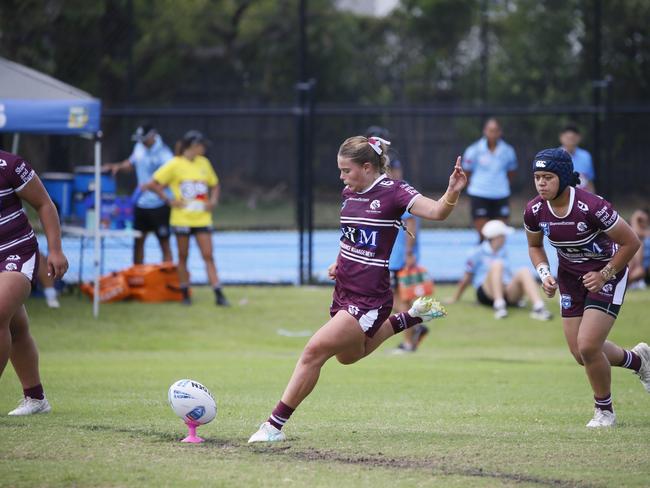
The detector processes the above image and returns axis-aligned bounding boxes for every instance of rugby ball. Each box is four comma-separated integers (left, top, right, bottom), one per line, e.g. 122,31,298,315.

168,379,217,425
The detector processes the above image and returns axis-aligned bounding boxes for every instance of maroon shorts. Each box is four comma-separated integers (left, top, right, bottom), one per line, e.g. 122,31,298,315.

557,265,628,318
0,247,39,289
330,286,393,338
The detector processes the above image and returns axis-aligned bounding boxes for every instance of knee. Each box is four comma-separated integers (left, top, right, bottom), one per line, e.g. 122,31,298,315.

570,350,584,365
578,342,601,363
299,342,329,368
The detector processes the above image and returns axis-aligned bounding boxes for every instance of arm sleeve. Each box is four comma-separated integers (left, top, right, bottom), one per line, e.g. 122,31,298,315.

395,181,421,213
507,146,518,171
8,158,36,191
588,197,619,231
523,204,541,233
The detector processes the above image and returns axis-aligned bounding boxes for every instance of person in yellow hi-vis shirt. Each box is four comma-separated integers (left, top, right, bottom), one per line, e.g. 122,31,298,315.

145,130,229,306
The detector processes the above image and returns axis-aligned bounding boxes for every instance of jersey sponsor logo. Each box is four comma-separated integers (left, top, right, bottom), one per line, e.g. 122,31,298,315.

540,222,550,236
577,222,588,232
379,180,394,187
577,200,589,212
347,305,360,316
6,254,20,261
531,202,542,215
560,294,572,309
4,262,17,271
535,160,547,168
370,199,381,210
340,226,378,248
179,180,208,200
595,206,617,226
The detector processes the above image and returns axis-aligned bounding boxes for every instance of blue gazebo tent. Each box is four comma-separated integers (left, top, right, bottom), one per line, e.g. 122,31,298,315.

0,56,104,317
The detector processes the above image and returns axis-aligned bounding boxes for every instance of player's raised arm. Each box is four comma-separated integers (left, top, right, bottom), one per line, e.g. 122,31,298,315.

409,156,467,221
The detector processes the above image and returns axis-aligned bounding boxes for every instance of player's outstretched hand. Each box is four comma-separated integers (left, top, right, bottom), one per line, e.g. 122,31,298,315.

448,156,467,193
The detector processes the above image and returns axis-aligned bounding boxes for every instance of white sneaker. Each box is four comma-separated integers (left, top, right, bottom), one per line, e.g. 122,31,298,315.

632,342,650,393
8,396,52,416
530,308,553,321
45,296,60,308
494,307,508,319
408,297,447,322
248,421,286,443
586,408,616,428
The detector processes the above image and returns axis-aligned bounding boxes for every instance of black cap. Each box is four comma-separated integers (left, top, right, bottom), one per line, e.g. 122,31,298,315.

131,124,157,142
182,130,211,146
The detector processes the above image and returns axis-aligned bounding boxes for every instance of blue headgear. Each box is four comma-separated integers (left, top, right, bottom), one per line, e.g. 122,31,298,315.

532,147,581,199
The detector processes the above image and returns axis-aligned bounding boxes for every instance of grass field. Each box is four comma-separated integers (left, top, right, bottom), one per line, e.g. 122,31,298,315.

1,285,649,487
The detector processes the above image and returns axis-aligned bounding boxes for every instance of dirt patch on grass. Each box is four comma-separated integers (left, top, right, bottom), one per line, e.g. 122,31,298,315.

250,446,597,488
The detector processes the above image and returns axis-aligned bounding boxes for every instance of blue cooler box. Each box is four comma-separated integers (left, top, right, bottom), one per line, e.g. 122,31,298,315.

73,166,117,220
41,172,74,219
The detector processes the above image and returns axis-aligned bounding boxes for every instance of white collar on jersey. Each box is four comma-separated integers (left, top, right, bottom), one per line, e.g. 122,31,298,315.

546,186,575,219
353,173,387,195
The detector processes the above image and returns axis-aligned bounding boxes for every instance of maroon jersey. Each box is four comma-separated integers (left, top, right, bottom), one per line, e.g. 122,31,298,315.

337,174,420,297
524,187,619,274
0,150,37,255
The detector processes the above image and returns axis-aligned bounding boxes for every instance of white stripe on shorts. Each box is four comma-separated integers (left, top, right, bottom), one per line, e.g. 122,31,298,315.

358,308,379,333
20,253,36,282
612,268,628,305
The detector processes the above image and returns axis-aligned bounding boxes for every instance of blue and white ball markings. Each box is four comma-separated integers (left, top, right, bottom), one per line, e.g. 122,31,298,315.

168,379,217,425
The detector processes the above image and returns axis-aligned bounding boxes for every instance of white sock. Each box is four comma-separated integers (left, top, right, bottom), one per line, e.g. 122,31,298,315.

493,298,506,310
44,287,57,300
533,301,545,311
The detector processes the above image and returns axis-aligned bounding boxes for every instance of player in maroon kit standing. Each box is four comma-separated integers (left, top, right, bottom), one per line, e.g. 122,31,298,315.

524,147,649,428
249,135,467,442
0,150,68,415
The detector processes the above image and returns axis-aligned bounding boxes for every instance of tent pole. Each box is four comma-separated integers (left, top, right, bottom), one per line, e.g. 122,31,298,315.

92,133,102,318
11,133,20,153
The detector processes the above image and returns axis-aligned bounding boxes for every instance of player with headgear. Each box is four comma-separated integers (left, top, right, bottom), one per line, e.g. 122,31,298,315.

524,147,650,428
248,135,466,442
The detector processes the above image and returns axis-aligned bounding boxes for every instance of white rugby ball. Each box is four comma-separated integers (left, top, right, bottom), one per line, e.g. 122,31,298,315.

168,379,217,425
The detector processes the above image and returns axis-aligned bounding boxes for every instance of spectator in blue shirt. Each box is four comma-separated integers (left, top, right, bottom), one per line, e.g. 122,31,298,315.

448,220,552,321
104,125,174,264
462,118,518,240
559,124,596,193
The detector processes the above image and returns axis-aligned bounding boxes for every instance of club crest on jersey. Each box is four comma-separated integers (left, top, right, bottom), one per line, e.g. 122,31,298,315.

379,180,394,187
577,201,589,212
347,305,360,316
370,199,381,210
601,284,614,294
560,294,572,309
577,222,588,233
540,222,550,236
5,262,17,271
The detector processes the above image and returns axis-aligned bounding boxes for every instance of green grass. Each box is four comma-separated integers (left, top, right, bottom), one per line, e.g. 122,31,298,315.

1,286,650,487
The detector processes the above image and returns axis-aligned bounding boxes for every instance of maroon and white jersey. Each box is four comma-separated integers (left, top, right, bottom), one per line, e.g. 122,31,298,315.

337,174,420,297
0,150,37,255
524,187,619,274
